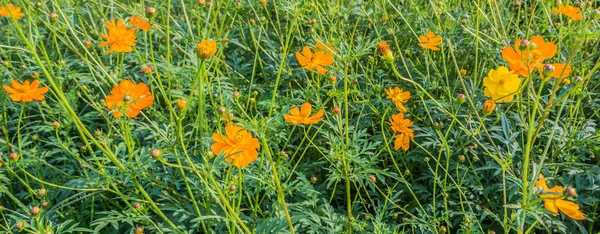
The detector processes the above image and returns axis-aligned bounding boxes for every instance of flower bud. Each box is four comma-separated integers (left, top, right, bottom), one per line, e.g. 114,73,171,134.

52,121,60,128
9,152,18,161
235,2,242,8
348,216,355,222
41,202,49,208
565,187,577,197
217,106,226,113
330,76,337,83
176,98,187,110
229,185,236,192
198,0,206,5
196,40,217,59
457,93,465,103
38,188,47,197
460,69,467,76
151,149,162,159
310,176,317,183
259,0,267,6
377,41,394,62
574,76,583,82
542,64,555,77
561,78,570,86
368,175,376,183
134,202,141,209
16,221,24,230
483,100,496,114
31,206,41,216
458,155,465,162
518,39,530,50
233,91,240,98
424,156,430,162
440,226,447,233
332,107,341,115
50,13,59,22
135,226,144,234
84,41,91,48
146,7,156,17
35,2,42,8
141,65,153,75
32,71,39,78
249,19,256,25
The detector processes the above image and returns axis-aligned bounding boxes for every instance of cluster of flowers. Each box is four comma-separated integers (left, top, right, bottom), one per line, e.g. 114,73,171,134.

385,87,414,152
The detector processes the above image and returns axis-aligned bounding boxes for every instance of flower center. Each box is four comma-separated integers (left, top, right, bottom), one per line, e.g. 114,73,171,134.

123,95,132,102
499,79,506,85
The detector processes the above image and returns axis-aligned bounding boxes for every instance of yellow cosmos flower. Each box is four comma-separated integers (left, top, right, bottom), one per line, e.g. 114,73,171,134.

535,175,585,220
197,39,217,59
418,32,442,51
211,124,260,168
483,66,521,102
0,3,24,19
553,4,583,21
283,102,324,125
99,19,137,54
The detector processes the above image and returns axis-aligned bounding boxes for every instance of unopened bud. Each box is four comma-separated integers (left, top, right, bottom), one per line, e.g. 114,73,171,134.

457,93,465,103
134,202,141,209
561,78,571,86
53,121,60,128
135,226,144,234
458,155,465,162
518,40,530,50
368,175,376,183
50,13,59,22
31,206,41,216
542,64,554,77
332,107,341,115
146,7,156,17
565,187,577,197
229,185,236,192
151,149,162,159
16,221,24,230
218,106,226,113
9,152,18,161
38,188,47,197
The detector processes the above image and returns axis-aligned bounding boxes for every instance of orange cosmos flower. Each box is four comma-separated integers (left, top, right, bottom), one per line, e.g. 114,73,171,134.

283,102,324,125
535,175,585,220
3,80,48,102
502,36,571,80
105,80,153,118
394,132,414,152
99,19,137,54
553,4,583,21
390,113,414,136
196,39,217,59
418,32,442,51
385,87,410,112
315,42,336,54
129,16,150,32
211,124,260,168
0,3,24,19
296,45,335,75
